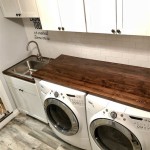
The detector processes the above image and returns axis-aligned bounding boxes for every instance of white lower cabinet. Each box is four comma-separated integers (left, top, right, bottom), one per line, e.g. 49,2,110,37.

4,75,47,123
9,86,28,114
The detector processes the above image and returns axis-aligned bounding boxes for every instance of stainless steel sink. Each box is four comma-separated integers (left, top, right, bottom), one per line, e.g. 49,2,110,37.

7,56,50,79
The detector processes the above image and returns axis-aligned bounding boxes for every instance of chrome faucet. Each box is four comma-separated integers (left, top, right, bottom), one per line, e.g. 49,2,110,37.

26,41,43,61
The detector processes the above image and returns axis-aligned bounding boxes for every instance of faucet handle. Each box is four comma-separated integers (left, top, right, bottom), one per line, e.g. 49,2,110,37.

37,54,43,61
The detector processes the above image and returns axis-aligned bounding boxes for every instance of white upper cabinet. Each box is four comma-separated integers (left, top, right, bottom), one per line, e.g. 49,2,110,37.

58,0,86,32
18,0,39,17
84,0,116,34
36,0,61,31
37,0,86,32
117,0,150,36
0,0,20,17
0,0,39,17
85,0,150,36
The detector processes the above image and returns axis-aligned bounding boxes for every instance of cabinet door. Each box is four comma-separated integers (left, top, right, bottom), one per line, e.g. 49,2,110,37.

85,0,116,34
36,0,61,31
118,0,150,36
20,91,47,123
0,0,21,17
58,0,86,32
9,86,28,114
18,0,39,17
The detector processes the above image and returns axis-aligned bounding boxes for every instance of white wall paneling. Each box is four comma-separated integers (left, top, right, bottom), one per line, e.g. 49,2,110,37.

0,9,29,110
23,19,150,68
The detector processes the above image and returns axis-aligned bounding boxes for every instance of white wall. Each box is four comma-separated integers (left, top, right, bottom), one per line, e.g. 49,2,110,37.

0,9,29,110
23,19,150,68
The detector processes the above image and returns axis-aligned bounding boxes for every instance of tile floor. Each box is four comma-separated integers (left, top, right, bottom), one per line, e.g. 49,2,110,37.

0,113,82,150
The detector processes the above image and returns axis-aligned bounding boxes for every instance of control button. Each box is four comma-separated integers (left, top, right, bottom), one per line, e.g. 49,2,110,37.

106,109,108,112
54,91,59,98
123,118,126,121
120,114,123,117
110,111,117,119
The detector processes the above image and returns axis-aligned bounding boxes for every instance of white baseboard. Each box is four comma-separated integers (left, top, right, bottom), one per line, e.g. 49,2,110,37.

0,109,19,129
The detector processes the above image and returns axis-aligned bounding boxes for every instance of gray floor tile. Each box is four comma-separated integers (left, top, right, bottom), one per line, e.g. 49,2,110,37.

0,114,83,150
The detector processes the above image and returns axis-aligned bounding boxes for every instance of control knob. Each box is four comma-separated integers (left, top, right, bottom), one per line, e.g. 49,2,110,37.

110,111,117,119
54,91,59,98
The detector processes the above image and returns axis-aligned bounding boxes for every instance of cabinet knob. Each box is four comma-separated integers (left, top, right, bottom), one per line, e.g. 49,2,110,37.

111,29,116,34
19,14,21,16
58,27,61,31
117,29,121,34
19,89,23,92
16,14,18,16
62,27,65,31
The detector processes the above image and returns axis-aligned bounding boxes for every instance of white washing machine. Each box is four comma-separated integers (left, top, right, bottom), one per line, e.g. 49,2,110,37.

86,94,150,150
39,80,92,150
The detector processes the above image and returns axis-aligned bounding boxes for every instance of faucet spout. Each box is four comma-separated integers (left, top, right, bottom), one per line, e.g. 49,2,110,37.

26,41,42,61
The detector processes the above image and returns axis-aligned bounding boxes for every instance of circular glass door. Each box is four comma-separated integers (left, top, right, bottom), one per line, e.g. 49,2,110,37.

90,119,142,150
44,98,79,136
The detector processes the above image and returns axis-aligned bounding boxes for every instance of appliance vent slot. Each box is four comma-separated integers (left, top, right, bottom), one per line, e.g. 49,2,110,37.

129,116,143,120
66,94,75,97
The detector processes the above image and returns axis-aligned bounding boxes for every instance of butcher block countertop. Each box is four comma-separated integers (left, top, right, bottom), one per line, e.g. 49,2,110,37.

32,54,150,112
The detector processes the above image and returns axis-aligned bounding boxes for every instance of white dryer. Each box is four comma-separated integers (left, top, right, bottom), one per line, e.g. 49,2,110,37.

86,94,150,150
39,80,91,150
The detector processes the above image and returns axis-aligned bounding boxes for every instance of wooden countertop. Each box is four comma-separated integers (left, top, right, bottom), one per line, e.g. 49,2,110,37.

32,54,150,112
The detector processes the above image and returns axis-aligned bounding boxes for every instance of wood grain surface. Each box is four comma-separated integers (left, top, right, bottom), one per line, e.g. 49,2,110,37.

32,55,150,111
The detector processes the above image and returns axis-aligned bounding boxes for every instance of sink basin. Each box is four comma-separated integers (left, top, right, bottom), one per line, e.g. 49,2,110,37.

11,60,45,75
7,56,50,79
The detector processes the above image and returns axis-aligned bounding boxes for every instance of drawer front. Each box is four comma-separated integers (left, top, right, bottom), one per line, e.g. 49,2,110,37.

4,75,37,95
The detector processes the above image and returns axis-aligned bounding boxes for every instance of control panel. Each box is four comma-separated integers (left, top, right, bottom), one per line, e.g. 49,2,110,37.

68,95,84,106
131,117,150,131
102,108,150,132
49,90,85,106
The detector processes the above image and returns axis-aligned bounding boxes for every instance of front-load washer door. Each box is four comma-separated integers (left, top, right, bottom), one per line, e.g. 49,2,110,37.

44,98,79,136
90,119,142,150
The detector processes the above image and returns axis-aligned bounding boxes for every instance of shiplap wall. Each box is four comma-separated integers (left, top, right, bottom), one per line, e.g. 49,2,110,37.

23,19,150,68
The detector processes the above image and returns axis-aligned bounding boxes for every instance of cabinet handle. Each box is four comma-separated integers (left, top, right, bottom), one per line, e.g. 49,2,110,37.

116,29,121,34
19,89,23,92
62,27,65,31
58,27,61,31
111,29,116,34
